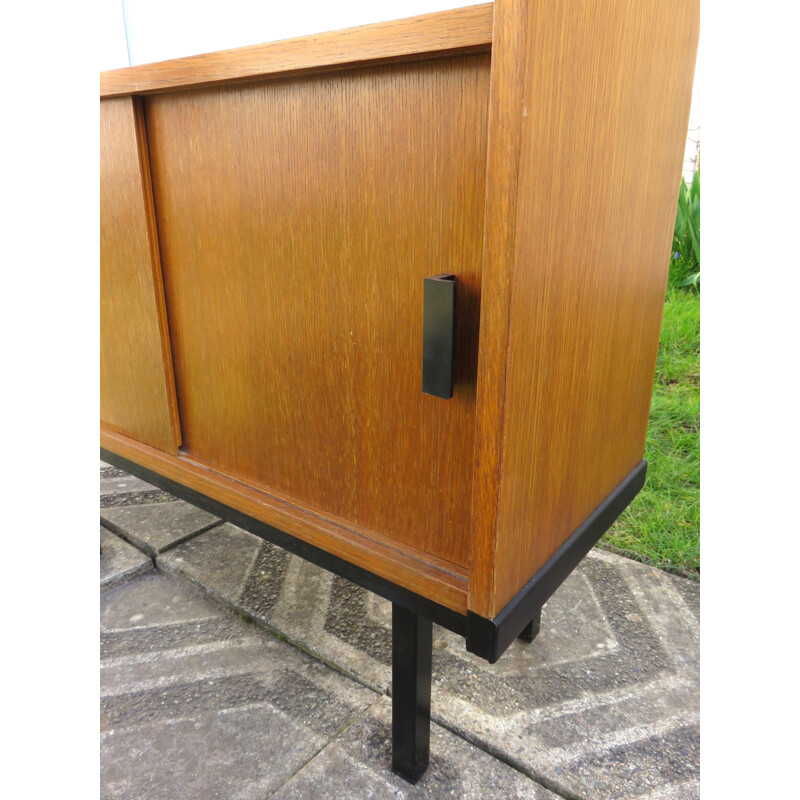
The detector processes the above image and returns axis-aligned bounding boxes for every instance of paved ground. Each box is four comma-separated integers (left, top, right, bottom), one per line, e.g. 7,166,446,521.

100,462,699,799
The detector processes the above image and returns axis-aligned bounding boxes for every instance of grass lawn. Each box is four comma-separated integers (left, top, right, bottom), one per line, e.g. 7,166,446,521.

599,288,700,577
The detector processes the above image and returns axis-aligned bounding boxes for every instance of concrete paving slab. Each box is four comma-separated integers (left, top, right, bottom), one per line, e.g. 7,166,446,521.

271,696,561,800
102,463,700,798
429,550,699,800
160,526,699,799
102,500,220,556
101,527,152,590
158,523,439,692
100,467,174,508
157,522,264,606
101,571,378,800
102,567,233,632
100,473,160,497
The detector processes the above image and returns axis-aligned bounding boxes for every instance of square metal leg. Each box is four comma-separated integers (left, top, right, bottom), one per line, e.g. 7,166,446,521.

518,607,542,644
391,603,432,783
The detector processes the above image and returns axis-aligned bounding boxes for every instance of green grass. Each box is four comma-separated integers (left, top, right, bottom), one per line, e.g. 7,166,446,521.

599,288,699,577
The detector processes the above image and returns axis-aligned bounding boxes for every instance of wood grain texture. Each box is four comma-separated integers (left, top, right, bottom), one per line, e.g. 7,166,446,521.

99,1,700,619
100,4,493,98
468,0,529,616
100,96,181,453
487,0,700,615
145,55,490,568
100,428,469,613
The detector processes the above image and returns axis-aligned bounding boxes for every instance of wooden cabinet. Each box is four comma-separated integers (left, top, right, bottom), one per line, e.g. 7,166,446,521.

144,54,489,573
101,2,698,777
101,0,698,661
100,96,180,454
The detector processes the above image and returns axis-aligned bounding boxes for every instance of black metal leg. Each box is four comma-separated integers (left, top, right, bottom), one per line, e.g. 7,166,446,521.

391,603,432,783
518,607,542,644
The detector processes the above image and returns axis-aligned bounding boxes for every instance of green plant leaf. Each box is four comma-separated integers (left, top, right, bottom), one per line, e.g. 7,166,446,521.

679,272,700,288
674,207,685,241
669,171,700,282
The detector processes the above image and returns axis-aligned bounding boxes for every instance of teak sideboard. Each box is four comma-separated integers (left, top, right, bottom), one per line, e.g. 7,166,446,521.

100,0,699,781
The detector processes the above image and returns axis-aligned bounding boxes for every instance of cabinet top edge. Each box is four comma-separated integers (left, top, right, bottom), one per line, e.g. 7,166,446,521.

100,3,494,99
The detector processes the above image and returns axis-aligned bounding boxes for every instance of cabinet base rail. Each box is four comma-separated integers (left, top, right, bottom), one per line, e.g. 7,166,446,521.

100,447,645,781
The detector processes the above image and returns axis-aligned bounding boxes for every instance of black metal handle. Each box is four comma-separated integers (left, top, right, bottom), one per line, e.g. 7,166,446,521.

422,274,456,399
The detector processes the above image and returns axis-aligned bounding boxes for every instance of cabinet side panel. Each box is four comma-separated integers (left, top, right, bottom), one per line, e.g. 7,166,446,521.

100,97,181,453
492,0,699,613
468,0,530,616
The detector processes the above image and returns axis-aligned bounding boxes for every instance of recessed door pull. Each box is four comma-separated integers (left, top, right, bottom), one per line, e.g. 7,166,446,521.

422,274,456,399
